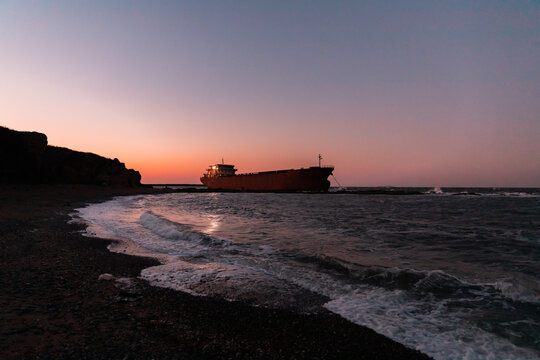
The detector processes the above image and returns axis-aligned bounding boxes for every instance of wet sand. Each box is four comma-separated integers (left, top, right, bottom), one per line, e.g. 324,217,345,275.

0,185,432,359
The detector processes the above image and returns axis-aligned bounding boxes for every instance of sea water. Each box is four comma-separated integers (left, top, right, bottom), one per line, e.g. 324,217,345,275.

76,188,540,360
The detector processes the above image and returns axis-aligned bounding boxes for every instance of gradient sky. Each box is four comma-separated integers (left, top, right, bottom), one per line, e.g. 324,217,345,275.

1,1,539,186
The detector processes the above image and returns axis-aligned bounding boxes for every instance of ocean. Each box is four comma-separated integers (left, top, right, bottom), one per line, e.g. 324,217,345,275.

75,188,540,360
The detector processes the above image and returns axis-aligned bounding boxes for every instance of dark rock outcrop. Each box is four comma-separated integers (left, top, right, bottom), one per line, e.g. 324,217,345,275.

0,126,141,186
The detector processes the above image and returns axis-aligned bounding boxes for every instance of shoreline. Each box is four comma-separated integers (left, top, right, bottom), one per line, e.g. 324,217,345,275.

72,212,176,266
0,184,432,359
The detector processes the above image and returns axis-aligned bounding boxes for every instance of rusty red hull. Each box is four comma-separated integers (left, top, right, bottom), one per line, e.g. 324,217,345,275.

201,167,334,191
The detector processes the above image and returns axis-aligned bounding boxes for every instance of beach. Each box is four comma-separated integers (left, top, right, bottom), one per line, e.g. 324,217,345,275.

0,185,431,359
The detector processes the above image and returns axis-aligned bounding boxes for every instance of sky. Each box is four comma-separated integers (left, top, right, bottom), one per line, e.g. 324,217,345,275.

1,1,539,186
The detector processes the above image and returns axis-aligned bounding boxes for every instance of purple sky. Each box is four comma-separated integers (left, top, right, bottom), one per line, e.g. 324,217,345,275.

1,1,539,186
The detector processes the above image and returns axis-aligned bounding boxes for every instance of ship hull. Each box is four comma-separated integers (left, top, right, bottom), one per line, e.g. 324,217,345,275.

201,167,333,191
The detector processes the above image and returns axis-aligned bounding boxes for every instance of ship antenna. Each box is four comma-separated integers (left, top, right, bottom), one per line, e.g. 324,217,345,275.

318,154,322,167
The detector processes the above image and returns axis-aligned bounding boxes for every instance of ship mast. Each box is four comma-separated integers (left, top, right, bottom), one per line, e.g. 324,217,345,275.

318,154,322,167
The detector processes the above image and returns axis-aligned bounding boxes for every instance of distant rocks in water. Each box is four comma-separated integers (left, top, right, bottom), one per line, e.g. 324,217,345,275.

0,126,141,186
334,189,424,195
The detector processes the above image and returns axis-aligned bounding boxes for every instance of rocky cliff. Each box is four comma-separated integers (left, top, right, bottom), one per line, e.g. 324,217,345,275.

0,126,141,186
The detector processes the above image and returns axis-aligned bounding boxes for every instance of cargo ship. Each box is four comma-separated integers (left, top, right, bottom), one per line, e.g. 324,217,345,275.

200,156,334,192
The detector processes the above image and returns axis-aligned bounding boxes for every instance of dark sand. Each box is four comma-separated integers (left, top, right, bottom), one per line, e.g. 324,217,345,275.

0,185,432,359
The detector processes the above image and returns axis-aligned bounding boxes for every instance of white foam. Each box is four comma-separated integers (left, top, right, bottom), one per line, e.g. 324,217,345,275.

492,277,540,304
504,192,540,198
325,289,539,360
426,186,444,194
72,208,175,265
140,260,322,309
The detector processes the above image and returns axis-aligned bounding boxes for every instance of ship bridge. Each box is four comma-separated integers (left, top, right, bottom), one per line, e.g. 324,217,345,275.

205,163,237,177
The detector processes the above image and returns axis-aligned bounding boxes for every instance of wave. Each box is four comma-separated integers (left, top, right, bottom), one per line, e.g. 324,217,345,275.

425,186,444,194
138,211,232,248
292,253,540,305
492,279,540,304
422,188,540,197
325,288,539,360
501,192,540,198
